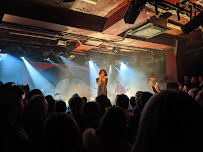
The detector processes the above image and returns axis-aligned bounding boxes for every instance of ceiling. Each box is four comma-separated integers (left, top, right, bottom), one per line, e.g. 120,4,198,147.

0,0,202,56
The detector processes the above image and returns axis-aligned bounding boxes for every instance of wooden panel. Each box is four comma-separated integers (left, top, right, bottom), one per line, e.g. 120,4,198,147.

70,0,125,17
164,0,180,4
165,49,178,83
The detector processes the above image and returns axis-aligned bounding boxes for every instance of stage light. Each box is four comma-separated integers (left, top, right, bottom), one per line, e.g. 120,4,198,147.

22,58,56,93
68,55,75,60
88,58,100,97
21,57,24,60
112,47,121,54
88,60,94,68
120,62,126,71
57,40,67,46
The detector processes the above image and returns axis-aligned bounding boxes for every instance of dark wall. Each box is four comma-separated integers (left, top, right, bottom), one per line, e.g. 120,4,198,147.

176,39,203,83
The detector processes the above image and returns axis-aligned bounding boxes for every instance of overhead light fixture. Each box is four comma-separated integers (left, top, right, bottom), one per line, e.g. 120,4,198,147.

82,0,98,4
68,55,75,60
112,47,121,54
127,16,170,39
58,52,64,56
57,40,67,46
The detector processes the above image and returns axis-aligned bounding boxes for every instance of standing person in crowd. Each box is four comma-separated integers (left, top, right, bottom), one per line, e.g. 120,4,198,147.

183,75,190,86
96,69,108,96
198,76,203,89
150,78,160,93
190,76,198,89
0,83,31,152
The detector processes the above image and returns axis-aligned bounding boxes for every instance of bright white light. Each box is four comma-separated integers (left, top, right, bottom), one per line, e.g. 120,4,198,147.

89,61,94,68
120,62,126,71
21,57,24,60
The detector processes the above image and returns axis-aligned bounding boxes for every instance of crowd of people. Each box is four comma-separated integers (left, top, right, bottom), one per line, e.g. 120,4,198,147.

178,75,203,92
1,76,203,152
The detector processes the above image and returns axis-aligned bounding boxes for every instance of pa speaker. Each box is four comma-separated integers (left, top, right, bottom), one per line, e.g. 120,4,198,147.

181,12,203,34
124,0,148,24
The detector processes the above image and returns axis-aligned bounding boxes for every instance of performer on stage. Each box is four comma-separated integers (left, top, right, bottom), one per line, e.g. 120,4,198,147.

96,69,108,96
114,81,126,96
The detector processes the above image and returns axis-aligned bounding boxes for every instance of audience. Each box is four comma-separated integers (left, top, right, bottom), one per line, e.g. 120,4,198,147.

1,80,203,152
82,106,132,152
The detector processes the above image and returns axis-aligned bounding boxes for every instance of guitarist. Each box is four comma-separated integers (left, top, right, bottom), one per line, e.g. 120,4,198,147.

114,81,127,96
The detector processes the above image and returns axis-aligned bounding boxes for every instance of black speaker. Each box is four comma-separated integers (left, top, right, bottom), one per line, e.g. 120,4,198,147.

0,10,5,23
181,12,203,34
124,0,148,24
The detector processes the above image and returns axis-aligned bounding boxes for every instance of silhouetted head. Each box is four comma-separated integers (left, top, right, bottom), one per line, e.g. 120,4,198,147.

84,102,101,118
82,97,87,103
71,93,79,98
130,96,136,108
45,95,56,114
23,95,48,121
55,100,67,113
134,90,203,152
69,96,84,115
135,91,142,99
139,91,153,110
27,89,43,101
199,76,203,82
97,106,127,137
191,77,196,84
0,81,3,87
95,94,112,116
184,75,189,83
43,113,81,152
115,94,129,110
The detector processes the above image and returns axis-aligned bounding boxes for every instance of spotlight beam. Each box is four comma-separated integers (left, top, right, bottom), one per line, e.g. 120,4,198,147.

22,58,56,94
